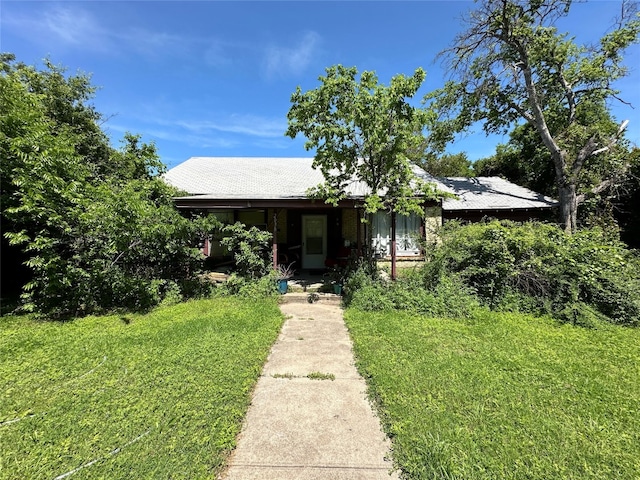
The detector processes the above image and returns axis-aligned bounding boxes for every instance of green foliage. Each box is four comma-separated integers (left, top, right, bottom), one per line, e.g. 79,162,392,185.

419,151,474,177
348,269,480,319
426,220,640,326
215,272,278,298
345,220,640,326
345,308,640,479
425,1,640,232
286,64,446,218
1,55,214,317
0,297,284,479
473,123,556,196
341,254,380,305
473,107,637,235
220,222,273,280
617,148,640,248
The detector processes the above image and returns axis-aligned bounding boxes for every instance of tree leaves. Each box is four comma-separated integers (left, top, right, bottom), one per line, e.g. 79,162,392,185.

427,0,640,232
286,64,443,215
1,56,212,317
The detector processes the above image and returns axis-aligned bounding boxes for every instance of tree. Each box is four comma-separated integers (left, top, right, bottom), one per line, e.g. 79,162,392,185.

1,55,213,317
474,103,638,239
286,65,446,277
616,148,640,247
420,152,474,177
425,0,640,232
473,122,562,196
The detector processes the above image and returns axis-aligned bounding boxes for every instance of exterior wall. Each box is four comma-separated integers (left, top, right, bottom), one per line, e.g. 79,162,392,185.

196,203,460,265
377,260,425,271
424,206,442,244
341,208,360,246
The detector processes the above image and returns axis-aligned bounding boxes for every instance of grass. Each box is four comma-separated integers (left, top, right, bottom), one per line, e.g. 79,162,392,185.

306,371,336,381
0,297,284,479
345,308,640,480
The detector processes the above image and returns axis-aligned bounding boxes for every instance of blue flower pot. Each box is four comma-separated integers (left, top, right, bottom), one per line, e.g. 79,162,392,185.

277,279,288,294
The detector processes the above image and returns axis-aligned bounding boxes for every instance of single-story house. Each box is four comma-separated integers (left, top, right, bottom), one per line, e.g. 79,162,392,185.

164,157,557,270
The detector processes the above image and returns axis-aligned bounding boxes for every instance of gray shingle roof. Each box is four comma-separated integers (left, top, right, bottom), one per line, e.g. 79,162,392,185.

440,176,558,211
164,157,451,199
164,157,323,199
164,157,556,210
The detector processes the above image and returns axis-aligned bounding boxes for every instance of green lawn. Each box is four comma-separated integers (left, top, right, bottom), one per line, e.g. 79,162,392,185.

0,297,284,479
345,309,640,480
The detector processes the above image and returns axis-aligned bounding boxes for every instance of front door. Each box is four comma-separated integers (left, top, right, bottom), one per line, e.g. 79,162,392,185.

302,215,327,269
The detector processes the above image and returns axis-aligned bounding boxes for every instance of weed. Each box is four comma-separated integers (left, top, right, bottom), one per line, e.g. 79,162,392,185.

271,373,295,379
307,372,335,381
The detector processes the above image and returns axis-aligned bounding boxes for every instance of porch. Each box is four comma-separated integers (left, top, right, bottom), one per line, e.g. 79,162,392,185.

196,204,442,272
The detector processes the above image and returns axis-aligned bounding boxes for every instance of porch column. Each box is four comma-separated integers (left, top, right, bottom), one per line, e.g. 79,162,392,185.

391,210,397,281
356,207,362,255
272,211,278,270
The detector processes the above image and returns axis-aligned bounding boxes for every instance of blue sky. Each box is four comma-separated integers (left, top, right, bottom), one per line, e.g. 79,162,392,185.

2,1,639,169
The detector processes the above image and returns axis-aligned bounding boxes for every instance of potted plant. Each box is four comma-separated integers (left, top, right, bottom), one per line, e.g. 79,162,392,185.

275,263,295,294
324,265,345,295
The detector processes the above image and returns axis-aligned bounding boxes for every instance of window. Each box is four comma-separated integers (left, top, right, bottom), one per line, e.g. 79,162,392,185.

207,211,234,257
238,210,266,228
371,211,422,257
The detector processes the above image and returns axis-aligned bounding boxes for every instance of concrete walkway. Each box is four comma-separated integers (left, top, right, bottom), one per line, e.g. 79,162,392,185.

221,293,398,480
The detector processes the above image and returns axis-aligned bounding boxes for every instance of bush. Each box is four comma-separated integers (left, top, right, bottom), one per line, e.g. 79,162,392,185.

214,272,278,299
220,223,272,280
349,283,395,311
425,220,640,326
347,265,480,319
342,260,379,305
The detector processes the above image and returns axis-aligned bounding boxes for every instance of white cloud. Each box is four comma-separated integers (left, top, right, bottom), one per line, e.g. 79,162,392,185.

6,4,193,60
44,7,106,47
264,31,321,78
176,114,286,138
105,110,287,155
120,29,189,58
106,122,238,149
5,5,114,52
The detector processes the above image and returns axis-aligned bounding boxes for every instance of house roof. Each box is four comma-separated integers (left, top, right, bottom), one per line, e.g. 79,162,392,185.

165,157,328,199
164,157,557,211
439,176,558,211
164,156,451,200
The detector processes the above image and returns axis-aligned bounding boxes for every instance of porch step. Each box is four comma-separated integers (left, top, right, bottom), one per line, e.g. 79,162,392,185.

280,292,343,306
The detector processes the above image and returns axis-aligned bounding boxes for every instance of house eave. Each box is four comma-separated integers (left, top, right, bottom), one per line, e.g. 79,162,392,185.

172,196,364,210
443,205,558,215
173,195,442,211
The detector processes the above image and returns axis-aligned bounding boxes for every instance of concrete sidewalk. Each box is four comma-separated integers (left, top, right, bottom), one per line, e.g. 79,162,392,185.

221,293,398,480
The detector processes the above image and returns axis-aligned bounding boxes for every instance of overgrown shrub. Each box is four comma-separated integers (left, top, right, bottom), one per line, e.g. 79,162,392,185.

342,257,379,305
1,57,217,318
425,220,640,326
220,223,272,280
346,265,479,318
214,272,278,298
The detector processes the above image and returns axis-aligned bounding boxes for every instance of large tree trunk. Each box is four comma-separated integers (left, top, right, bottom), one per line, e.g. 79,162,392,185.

558,181,578,234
